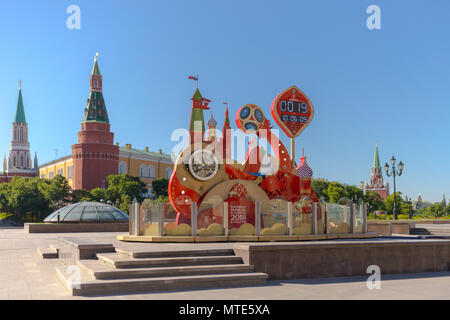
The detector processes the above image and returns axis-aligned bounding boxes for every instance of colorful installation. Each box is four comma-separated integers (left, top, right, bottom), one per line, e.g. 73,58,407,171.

168,85,320,235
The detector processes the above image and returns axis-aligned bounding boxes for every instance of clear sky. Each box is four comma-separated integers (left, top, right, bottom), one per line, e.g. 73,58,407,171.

0,0,448,202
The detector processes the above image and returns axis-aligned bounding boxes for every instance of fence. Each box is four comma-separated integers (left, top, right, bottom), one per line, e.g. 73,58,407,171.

129,200,368,237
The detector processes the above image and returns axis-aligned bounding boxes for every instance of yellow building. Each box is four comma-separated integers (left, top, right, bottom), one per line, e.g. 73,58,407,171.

39,144,173,196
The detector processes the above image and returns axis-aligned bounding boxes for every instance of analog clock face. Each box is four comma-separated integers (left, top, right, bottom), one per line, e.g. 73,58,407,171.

187,149,219,181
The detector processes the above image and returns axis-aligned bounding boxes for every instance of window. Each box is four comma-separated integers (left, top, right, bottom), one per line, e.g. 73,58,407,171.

148,165,155,179
140,164,146,177
119,161,127,174
67,165,73,179
57,168,63,176
49,171,54,179
41,173,46,179
165,167,172,179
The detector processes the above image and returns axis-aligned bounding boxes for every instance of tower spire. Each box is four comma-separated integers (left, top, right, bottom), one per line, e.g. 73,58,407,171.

373,142,381,169
14,82,26,124
83,53,109,123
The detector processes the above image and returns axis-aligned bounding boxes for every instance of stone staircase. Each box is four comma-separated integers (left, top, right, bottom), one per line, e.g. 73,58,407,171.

56,248,267,296
410,225,450,236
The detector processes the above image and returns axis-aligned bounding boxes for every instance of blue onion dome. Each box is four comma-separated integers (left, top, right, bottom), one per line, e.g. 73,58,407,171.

207,113,217,127
43,202,129,223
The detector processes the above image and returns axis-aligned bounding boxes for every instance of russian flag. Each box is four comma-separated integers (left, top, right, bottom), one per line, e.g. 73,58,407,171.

188,76,198,81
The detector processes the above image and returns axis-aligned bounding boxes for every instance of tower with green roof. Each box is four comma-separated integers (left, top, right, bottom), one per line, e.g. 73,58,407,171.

72,54,119,190
6,81,38,176
189,88,210,144
365,143,389,200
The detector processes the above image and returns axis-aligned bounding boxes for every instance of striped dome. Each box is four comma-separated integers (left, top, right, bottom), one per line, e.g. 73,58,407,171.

296,157,313,178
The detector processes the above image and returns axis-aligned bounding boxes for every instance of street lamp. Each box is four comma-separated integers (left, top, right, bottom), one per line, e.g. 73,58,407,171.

385,156,404,220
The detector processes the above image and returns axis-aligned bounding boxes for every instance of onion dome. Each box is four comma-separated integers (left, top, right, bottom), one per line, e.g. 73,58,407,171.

43,202,129,223
296,156,313,178
207,113,217,128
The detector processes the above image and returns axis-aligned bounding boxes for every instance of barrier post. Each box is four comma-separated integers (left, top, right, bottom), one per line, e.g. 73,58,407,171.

255,202,261,236
223,202,229,236
191,202,197,237
288,202,293,236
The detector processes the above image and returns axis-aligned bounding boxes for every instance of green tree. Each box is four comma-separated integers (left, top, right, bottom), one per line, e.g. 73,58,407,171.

426,203,446,218
8,177,50,221
327,182,346,203
344,185,364,203
38,175,71,210
364,191,385,213
105,174,147,212
311,179,330,202
384,192,404,215
90,188,108,202
151,178,169,199
70,189,93,203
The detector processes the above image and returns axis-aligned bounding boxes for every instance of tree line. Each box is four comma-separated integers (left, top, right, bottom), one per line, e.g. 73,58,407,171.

311,179,413,216
0,174,169,222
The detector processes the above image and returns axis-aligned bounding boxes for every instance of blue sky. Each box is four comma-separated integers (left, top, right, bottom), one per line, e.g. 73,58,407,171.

0,0,448,202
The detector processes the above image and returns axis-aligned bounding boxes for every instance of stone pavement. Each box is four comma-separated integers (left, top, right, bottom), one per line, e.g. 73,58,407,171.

1,228,450,299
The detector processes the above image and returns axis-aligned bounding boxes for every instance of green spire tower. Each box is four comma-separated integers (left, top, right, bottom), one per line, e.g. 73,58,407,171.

189,88,210,143
14,82,26,124
82,53,109,123
373,143,381,169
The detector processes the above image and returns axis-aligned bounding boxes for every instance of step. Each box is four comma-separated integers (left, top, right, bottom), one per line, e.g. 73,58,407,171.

97,253,243,269
116,248,235,258
37,247,58,259
56,266,267,296
77,260,255,279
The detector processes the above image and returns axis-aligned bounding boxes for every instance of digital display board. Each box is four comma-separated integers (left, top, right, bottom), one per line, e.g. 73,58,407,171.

271,85,314,138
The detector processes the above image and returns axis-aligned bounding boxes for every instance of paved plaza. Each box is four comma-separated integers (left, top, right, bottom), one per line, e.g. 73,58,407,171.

1,227,450,300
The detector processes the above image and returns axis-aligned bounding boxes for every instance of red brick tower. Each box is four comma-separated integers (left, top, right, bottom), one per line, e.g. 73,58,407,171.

72,54,119,190
365,143,389,200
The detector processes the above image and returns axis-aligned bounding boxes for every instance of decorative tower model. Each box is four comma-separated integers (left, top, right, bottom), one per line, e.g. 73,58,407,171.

222,105,231,159
206,113,217,142
8,82,34,173
365,143,389,200
71,54,119,190
189,88,210,144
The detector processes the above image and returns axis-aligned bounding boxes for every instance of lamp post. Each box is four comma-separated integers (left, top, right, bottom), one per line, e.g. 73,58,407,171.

384,156,404,220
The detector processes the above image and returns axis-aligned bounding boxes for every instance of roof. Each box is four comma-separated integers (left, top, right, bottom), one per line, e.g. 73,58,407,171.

44,201,129,223
82,91,109,123
14,88,26,124
192,88,203,100
119,146,172,161
373,143,381,169
91,54,101,75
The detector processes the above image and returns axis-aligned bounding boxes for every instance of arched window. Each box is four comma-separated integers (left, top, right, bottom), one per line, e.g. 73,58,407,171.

165,167,172,179
140,164,146,177
20,154,24,167
148,165,155,179
118,161,127,174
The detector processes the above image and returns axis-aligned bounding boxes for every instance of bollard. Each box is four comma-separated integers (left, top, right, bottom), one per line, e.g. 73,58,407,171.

191,202,197,237
312,203,318,235
287,202,293,236
158,202,164,236
223,202,229,236
255,202,261,236
350,203,355,234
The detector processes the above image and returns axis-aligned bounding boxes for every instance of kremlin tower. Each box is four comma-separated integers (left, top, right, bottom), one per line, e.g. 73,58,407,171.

71,54,119,190
365,143,389,200
0,82,38,182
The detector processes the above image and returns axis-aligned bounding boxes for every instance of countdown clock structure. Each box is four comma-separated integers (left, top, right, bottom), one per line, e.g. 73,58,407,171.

271,85,314,167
